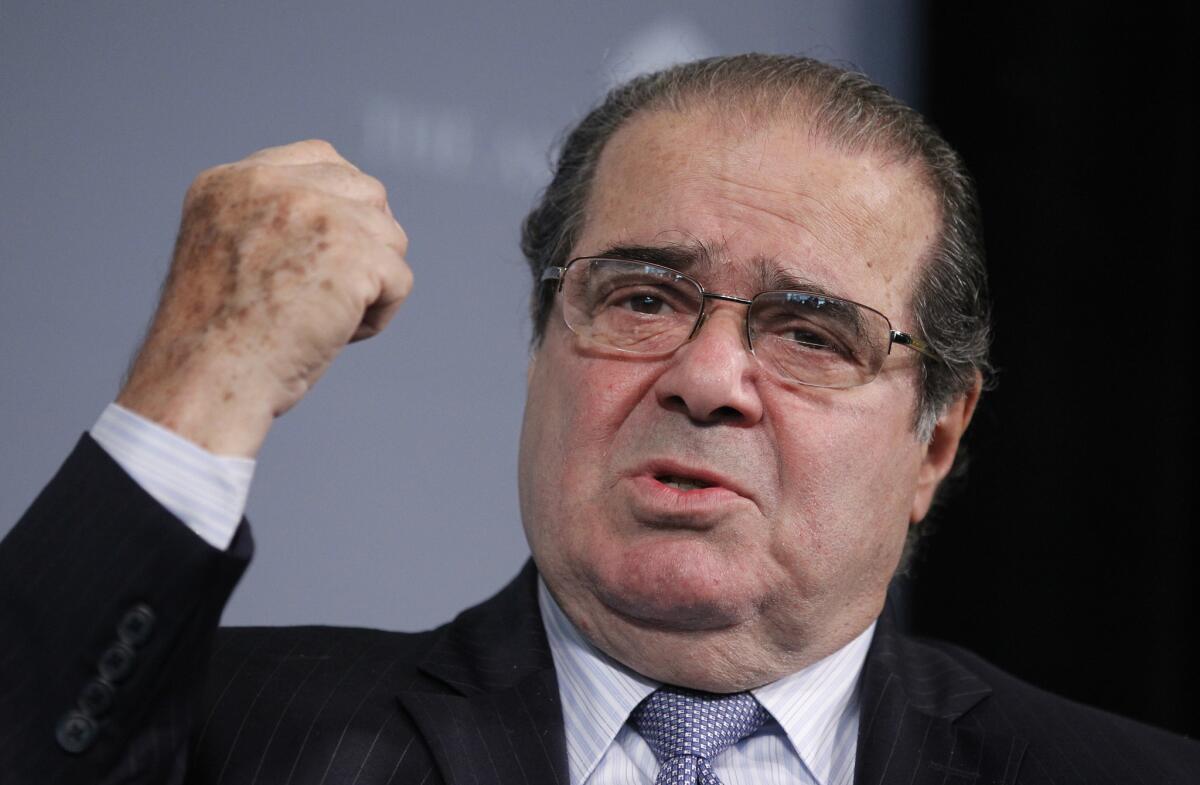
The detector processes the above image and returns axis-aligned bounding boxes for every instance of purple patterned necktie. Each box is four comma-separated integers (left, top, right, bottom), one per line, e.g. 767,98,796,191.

630,686,770,785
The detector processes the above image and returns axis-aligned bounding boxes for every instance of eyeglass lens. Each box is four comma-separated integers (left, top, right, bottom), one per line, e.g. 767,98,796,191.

560,258,893,388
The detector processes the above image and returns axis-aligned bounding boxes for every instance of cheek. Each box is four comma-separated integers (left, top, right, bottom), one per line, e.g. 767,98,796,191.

560,368,659,478
518,339,661,546
766,394,920,584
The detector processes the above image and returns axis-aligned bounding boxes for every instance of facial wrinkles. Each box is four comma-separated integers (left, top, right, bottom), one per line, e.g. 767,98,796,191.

589,109,932,304
689,129,929,324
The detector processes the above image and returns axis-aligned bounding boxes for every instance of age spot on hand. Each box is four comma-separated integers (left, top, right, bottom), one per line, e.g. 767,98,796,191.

271,201,292,232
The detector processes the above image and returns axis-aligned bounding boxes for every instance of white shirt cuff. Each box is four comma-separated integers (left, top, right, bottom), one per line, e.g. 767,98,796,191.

90,402,255,550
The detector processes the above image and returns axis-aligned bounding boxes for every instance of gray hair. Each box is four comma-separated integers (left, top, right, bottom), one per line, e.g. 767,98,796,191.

520,54,993,550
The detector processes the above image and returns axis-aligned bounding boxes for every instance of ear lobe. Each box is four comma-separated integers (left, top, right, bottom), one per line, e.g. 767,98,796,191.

910,373,982,523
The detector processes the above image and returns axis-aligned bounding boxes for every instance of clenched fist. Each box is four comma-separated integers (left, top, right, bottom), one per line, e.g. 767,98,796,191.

117,140,412,457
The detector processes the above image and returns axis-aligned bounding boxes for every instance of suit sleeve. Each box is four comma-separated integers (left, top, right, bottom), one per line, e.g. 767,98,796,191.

0,434,253,784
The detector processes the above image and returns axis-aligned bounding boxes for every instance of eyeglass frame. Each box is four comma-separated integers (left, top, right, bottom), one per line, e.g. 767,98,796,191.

539,256,938,388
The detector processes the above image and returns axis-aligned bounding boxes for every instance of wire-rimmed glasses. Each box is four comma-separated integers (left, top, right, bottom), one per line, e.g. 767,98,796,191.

541,257,936,389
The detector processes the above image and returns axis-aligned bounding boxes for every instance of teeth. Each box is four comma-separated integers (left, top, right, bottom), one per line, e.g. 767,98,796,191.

660,476,711,491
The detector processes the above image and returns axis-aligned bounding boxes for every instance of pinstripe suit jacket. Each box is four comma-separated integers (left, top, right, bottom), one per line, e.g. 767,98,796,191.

2,436,1198,784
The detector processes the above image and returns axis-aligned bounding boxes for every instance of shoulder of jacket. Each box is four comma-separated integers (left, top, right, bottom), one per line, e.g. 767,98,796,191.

913,637,1200,781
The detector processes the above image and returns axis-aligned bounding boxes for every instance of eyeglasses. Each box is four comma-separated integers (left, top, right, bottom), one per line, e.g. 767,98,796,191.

541,257,936,389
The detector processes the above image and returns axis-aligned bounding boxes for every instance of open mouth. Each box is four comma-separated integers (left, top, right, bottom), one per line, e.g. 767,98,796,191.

656,475,715,491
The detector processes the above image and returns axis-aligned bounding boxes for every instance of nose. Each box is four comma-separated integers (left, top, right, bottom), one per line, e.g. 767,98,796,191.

653,302,764,425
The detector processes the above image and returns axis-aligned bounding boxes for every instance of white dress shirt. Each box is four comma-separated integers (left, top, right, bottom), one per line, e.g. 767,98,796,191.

90,402,872,785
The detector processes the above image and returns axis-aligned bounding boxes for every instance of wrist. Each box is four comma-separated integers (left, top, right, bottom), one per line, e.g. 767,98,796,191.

117,341,275,458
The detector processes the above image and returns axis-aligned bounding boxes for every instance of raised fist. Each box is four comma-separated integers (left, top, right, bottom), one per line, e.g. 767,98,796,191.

117,140,412,457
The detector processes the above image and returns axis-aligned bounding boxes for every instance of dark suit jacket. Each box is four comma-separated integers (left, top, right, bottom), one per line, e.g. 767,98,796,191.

2,436,1197,784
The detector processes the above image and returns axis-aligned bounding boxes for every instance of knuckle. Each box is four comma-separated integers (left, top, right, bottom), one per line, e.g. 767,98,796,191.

298,138,341,160
198,161,276,203
386,250,414,289
236,162,273,192
244,165,316,209
186,164,226,200
359,173,387,203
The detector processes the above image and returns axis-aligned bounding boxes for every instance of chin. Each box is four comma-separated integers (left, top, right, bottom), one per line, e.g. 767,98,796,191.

585,538,760,632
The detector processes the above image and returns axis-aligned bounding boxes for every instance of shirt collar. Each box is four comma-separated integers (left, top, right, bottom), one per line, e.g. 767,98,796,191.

751,620,875,785
538,577,874,785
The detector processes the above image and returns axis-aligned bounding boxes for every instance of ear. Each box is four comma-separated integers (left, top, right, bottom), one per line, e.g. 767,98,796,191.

910,373,982,523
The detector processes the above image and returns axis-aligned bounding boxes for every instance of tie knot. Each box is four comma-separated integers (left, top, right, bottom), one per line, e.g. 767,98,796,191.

631,687,769,765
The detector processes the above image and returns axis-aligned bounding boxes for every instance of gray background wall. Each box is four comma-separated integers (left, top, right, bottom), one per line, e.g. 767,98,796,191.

1,1,919,631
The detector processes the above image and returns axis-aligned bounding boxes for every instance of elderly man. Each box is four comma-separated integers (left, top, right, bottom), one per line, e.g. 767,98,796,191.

1,55,1196,784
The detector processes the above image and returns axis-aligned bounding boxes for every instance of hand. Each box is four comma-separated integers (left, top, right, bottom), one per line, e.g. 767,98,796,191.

117,140,412,457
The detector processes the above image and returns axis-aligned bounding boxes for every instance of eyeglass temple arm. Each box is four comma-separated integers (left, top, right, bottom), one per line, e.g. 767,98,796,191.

541,267,565,287
891,330,936,359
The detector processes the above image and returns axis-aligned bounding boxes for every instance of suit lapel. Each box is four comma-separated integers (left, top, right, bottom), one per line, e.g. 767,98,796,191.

854,603,1027,785
396,561,570,785
400,669,566,785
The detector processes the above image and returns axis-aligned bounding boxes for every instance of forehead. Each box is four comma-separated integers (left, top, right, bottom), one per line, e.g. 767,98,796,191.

574,107,940,322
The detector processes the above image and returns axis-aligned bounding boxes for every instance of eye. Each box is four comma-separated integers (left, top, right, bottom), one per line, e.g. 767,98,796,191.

786,326,839,352
597,285,683,317
756,310,851,356
623,293,668,314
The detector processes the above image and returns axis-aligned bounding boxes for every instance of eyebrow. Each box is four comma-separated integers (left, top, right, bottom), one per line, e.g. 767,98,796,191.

589,242,842,300
758,263,840,300
591,243,715,276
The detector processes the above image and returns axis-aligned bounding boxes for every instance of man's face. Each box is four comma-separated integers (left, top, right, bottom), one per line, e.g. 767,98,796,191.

519,107,968,691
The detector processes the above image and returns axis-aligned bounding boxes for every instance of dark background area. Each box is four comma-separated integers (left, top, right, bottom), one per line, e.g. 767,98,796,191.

908,3,1196,738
